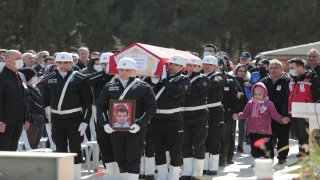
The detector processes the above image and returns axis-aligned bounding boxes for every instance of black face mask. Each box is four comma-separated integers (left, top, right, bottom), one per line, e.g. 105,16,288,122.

259,67,267,74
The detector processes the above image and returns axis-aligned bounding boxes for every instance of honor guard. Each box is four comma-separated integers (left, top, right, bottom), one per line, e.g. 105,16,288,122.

96,58,157,180
42,52,93,180
83,53,121,179
150,54,190,180
202,55,226,176
180,57,211,179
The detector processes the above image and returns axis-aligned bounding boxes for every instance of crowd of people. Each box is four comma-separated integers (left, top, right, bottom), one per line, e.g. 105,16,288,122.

0,44,320,180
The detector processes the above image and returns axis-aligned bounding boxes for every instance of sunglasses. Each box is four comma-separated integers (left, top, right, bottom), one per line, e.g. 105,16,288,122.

56,62,70,64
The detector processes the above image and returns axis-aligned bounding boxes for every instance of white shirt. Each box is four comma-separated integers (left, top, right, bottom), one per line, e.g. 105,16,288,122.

113,122,130,127
119,77,129,88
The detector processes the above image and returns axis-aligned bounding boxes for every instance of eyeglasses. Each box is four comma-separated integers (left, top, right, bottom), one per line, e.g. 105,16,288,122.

56,62,70,64
41,55,48,58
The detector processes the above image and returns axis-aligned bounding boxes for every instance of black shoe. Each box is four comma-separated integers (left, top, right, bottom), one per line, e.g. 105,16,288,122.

226,159,234,164
203,170,207,174
219,159,226,167
154,169,158,173
190,177,202,180
139,174,145,179
237,145,244,153
207,170,217,175
145,175,155,180
278,159,286,164
179,176,191,180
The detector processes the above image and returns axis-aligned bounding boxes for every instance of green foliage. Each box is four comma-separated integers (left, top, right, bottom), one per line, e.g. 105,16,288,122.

0,0,319,62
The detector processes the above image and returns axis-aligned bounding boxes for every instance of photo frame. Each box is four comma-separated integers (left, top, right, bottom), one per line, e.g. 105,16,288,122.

109,100,136,132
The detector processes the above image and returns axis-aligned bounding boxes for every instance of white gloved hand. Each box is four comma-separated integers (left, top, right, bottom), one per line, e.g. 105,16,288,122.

45,124,52,135
78,122,88,136
104,124,115,134
151,76,160,84
129,124,140,133
161,65,167,80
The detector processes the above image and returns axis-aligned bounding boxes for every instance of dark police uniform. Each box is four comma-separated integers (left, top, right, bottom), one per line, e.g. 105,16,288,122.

151,72,190,168
42,69,93,164
204,69,225,174
96,76,157,174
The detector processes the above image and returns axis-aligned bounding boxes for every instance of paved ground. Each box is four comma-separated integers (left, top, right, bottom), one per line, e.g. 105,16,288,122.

80,132,301,180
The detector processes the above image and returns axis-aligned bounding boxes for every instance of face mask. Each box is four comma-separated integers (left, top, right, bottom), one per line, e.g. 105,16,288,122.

203,51,213,57
0,62,5,71
259,67,267,74
93,64,102,72
30,77,38,84
14,59,24,69
289,69,299,76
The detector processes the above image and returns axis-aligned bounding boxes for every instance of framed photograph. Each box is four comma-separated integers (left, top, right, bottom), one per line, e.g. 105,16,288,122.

109,100,136,131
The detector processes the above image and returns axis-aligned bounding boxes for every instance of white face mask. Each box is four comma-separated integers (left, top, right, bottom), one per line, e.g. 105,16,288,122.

14,59,24,69
0,62,5,71
30,77,38,84
93,64,102,72
289,69,299,77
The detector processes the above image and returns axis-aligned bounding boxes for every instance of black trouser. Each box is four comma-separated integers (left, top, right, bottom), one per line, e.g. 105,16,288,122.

238,119,247,146
151,119,183,166
227,119,236,160
110,128,146,174
291,117,309,153
220,116,234,160
249,133,271,158
52,116,83,164
182,113,208,159
144,123,154,158
0,123,23,151
95,122,114,163
206,112,224,155
269,120,290,159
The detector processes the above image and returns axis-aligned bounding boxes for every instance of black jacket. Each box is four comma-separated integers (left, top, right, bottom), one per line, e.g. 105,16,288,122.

32,64,43,73
205,70,225,113
96,77,157,128
226,73,243,93
28,84,43,123
0,67,29,125
42,69,93,123
153,72,190,120
306,64,320,77
222,75,241,117
235,76,248,111
37,67,45,77
76,60,87,70
260,74,291,115
182,71,211,117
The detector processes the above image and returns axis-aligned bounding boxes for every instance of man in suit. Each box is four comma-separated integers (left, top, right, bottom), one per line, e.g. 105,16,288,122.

22,53,35,68
33,51,49,73
0,50,30,151
77,47,89,69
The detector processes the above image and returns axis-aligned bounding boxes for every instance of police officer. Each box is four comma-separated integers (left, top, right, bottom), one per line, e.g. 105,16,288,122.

219,57,240,166
83,53,121,180
42,52,93,180
202,55,225,176
96,57,157,180
151,54,190,180
180,57,210,180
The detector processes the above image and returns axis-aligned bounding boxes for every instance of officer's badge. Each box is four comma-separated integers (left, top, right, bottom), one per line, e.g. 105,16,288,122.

184,84,188,90
61,56,64,59
104,57,107,60
173,58,176,61
123,63,126,66
202,82,207,87
192,60,195,62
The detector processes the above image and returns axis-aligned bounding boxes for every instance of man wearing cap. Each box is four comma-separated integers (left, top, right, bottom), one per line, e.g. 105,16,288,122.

42,52,93,180
201,55,225,176
33,51,49,73
96,57,156,180
150,54,190,180
179,57,210,179
244,59,269,100
239,52,255,72
0,50,30,151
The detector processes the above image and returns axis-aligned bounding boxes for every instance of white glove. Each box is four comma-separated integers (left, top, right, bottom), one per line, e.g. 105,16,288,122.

45,124,52,135
151,76,160,84
129,124,140,133
161,65,167,80
104,124,115,134
78,123,88,136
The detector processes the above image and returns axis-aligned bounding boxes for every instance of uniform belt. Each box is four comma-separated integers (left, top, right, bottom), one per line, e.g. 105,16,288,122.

156,107,182,114
184,105,207,111
206,102,222,108
52,107,82,115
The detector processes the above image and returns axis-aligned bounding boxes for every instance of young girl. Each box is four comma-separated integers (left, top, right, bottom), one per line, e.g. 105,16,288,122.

236,82,287,164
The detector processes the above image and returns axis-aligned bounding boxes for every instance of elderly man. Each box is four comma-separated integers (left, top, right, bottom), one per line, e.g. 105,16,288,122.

33,51,49,72
260,59,291,164
22,53,35,68
0,50,30,151
77,47,90,69
306,48,320,76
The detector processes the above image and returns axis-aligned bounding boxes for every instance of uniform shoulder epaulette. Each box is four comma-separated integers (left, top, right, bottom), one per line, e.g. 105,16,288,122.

43,72,56,79
74,72,85,79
